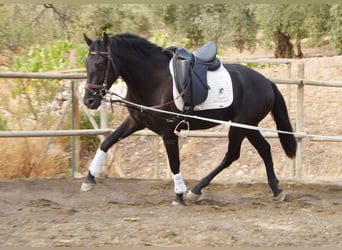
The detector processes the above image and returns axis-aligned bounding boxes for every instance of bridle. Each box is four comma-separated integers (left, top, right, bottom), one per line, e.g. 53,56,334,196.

85,45,119,97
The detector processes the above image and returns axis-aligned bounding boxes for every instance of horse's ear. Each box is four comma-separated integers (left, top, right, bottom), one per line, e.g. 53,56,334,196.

84,33,93,47
103,32,110,47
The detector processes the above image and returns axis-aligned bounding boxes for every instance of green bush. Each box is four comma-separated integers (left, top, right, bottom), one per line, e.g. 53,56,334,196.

246,62,274,69
0,115,9,131
9,40,88,123
12,40,88,72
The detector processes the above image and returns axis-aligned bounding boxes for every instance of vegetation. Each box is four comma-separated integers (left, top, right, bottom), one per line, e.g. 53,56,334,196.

10,40,88,123
0,4,341,62
255,4,332,58
0,115,8,131
330,4,342,54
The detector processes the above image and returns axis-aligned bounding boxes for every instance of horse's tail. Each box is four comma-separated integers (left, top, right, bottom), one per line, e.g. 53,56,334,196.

271,82,297,158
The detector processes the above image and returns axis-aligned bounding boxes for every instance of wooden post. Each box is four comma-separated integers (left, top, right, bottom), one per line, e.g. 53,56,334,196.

99,100,108,177
69,50,80,177
71,80,80,177
154,137,160,179
100,100,108,130
286,62,296,178
295,63,304,178
286,62,292,109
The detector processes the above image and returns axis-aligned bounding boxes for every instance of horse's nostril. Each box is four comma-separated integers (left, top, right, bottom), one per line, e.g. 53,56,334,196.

86,97,95,106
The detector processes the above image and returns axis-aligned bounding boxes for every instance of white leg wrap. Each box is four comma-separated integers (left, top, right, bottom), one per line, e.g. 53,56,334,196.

173,173,187,194
89,149,106,177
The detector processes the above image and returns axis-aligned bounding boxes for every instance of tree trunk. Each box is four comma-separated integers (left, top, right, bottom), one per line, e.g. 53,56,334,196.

274,29,295,58
296,38,304,58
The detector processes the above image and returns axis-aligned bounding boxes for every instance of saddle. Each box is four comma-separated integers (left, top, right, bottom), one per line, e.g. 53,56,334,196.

164,42,221,111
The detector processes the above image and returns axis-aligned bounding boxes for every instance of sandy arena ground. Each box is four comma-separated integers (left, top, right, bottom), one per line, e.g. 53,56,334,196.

0,177,341,247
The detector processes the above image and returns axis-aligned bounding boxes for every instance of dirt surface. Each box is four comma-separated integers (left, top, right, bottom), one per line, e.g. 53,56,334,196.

0,177,341,247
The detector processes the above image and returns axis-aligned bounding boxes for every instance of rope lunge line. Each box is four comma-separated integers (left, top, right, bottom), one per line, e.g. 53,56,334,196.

174,120,190,137
104,92,342,141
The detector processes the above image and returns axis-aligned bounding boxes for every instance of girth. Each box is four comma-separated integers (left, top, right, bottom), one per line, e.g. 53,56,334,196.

164,41,221,111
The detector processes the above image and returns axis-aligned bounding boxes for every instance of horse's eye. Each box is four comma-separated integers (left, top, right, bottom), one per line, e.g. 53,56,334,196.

95,61,105,70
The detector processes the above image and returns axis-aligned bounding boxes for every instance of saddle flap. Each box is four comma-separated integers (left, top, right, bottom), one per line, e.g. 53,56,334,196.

173,57,191,93
171,55,209,107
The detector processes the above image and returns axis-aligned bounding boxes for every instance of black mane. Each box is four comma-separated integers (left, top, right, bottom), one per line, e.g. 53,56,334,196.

110,33,163,56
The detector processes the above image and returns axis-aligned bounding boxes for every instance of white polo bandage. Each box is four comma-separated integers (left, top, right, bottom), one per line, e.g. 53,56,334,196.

173,172,187,194
89,149,106,177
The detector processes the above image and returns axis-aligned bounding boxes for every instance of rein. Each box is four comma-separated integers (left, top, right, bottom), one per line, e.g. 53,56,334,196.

104,91,185,125
106,84,189,111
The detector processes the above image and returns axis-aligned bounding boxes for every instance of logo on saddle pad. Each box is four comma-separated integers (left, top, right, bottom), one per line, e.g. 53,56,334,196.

168,43,233,111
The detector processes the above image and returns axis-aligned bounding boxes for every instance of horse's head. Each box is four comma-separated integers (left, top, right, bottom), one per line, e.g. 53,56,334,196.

83,32,119,109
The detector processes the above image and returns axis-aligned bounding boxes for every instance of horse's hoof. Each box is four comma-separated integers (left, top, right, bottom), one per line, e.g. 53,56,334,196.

276,191,286,202
171,199,186,206
186,190,201,202
80,182,95,192
171,193,186,206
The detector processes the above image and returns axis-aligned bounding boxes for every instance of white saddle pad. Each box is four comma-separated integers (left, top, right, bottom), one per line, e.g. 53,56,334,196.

169,58,234,111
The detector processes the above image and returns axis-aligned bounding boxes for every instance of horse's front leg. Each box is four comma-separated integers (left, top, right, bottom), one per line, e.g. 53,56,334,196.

162,135,187,205
81,116,144,191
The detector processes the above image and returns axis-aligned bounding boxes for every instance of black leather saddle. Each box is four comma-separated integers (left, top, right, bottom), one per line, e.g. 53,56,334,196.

164,42,221,111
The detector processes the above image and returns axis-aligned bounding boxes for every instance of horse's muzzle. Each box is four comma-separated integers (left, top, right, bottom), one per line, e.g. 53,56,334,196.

84,96,101,109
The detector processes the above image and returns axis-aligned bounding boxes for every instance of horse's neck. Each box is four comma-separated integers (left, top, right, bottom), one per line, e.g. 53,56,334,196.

119,54,171,102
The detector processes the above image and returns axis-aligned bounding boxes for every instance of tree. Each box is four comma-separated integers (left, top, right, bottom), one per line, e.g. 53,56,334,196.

167,4,206,47
77,5,152,39
153,4,257,51
304,4,331,46
0,5,77,67
255,4,303,58
227,4,257,52
330,4,342,54
255,4,332,58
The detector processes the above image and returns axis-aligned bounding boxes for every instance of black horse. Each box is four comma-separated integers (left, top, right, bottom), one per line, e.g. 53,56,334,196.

81,32,297,204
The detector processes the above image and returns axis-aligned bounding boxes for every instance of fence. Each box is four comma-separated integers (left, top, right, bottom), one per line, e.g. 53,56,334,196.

0,60,341,179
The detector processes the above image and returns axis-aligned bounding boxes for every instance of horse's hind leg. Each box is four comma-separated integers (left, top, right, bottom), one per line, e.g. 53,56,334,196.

187,127,246,201
247,131,285,201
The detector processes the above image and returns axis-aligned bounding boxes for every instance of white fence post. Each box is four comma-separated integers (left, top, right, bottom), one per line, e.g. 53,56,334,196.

295,64,305,178
99,101,109,177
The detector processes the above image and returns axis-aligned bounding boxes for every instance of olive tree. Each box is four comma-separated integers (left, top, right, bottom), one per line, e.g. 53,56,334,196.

153,4,257,51
329,4,342,54
255,4,332,58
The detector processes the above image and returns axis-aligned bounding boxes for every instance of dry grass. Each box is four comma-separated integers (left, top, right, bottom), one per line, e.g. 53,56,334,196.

0,138,70,179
